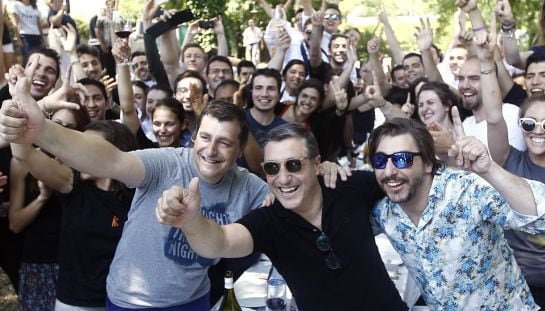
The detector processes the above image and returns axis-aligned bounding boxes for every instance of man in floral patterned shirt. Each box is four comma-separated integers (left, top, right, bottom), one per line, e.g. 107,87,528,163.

369,114,545,310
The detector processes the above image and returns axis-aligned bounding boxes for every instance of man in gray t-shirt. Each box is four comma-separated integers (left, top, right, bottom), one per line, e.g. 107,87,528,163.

0,96,268,309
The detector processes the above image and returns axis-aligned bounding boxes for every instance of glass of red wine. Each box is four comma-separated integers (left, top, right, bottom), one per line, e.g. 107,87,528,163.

114,14,133,64
266,278,287,311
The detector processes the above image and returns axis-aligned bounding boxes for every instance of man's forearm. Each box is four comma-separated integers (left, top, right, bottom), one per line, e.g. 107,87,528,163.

180,214,230,259
480,162,537,216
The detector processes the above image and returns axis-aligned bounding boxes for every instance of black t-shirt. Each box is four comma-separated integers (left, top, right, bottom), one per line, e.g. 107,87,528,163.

55,182,132,307
20,175,62,263
238,172,407,311
504,83,527,107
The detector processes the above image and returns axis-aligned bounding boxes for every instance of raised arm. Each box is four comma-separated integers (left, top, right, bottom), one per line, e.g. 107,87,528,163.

309,10,324,69
477,14,510,165
267,27,291,71
0,68,145,188
495,0,527,69
415,17,443,82
449,106,537,216
378,7,404,65
156,177,255,258
367,36,391,95
214,16,228,57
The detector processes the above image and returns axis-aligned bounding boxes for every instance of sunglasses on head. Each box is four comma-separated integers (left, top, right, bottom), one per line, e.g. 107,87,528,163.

519,118,545,133
261,157,311,176
370,152,422,169
323,13,340,21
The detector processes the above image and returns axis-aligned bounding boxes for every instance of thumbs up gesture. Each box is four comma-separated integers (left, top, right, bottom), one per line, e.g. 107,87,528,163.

156,177,202,228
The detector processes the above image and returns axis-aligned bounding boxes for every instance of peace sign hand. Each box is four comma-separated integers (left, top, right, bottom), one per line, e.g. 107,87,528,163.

448,106,491,172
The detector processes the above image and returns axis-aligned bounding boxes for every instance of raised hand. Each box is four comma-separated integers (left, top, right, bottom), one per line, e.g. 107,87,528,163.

275,27,291,52
495,0,515,27
427,122,455,155
213,16,225,35
40,65,88,112
474,13,496,61
365,70,385,107
100,75,118,94
448,106,491,172
59,23,77,53
156,177,201,228
415,17,434,52
455,0,478,13
401,92,414,117
0,60,46,144
189,83,206,117
112,37,131,64
330,79,348,113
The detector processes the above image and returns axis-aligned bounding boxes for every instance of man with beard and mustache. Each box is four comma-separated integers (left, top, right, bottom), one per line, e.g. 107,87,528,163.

458,57,525,150
369,116,545,310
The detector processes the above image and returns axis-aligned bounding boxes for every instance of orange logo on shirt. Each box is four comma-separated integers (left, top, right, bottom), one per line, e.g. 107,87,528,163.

112,216,119,228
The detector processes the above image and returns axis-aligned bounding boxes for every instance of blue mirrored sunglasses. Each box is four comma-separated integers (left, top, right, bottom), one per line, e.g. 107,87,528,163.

370,152,421,169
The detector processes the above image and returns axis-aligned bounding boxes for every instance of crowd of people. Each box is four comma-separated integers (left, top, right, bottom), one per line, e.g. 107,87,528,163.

1,0,545,310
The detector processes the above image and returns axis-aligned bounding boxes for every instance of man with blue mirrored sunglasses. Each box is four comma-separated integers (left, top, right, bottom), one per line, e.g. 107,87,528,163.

369,114,545,310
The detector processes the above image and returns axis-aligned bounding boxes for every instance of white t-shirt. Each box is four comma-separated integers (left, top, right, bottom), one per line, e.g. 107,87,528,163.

13,2,41,35
463,103,526,151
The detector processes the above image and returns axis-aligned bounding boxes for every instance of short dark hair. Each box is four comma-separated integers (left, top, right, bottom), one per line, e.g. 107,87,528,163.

368,118,444,175
325,3,341,17
328,33,350,50
263,123,320,159
151,97,186,124
214,79,240,99
130,51,146,61
132,80,149,96
206,55,233,75
250,68,282,91
525,52,545,74
282,59,306,77
76,44,101,59
174,70,207,95
237,60,255,77
390,64,404,81
403,53,423,65
296,78,325,102
193,100,249,149
25,47,61,81
78,78,107,100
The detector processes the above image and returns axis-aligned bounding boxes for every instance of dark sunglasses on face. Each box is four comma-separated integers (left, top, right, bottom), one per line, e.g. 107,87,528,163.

261,157,310,176
316,233,341,270
370,152,422,169
323,13,340,21
519,118,545,133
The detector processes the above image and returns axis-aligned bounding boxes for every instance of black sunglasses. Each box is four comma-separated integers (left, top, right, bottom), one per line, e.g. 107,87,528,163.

261,157,311,176
519,118,545,133
316,233,341,270
370,152,421,169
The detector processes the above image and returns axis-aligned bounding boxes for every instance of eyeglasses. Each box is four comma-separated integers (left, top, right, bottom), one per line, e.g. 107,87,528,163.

519,118,545,133
208,68,232,75
323,13,340,21
261,157,310,176
316,233,341,270
370,152,422,169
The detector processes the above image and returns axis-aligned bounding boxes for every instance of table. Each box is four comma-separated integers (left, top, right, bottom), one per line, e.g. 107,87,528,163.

211,234,428,310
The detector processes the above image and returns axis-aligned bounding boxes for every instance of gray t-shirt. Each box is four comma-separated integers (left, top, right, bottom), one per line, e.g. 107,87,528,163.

503,147,545,287
106,147,268,307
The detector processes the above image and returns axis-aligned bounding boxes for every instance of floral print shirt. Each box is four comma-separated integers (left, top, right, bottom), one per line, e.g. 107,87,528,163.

371,168,545,310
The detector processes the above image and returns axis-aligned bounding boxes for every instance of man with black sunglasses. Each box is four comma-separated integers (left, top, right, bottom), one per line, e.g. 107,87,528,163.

368,113,545,310
156,123,408,310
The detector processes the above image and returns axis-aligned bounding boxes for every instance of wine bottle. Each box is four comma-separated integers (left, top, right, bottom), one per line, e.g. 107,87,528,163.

219,271,242,311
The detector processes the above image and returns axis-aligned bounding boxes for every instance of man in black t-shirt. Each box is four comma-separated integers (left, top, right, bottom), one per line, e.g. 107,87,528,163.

156,124,408,311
